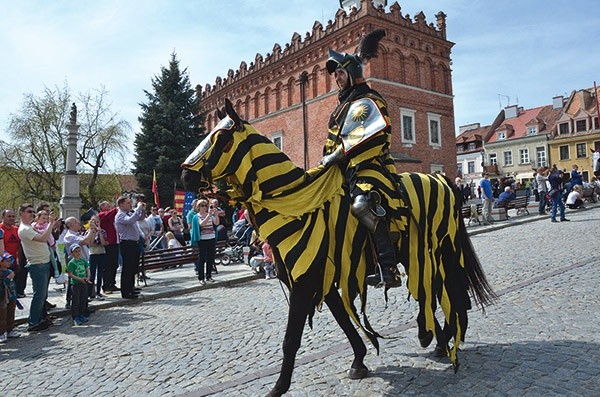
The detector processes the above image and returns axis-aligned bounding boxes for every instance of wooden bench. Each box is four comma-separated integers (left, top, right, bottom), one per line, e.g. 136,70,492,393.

138,245,199,286
505,196,530,215
460,203,482,226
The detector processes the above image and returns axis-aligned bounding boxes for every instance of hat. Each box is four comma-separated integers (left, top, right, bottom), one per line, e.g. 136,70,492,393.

69,244,81,253
1,253,14,264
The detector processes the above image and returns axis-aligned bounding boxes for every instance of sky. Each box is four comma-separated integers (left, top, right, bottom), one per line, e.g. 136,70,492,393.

1,0,598,170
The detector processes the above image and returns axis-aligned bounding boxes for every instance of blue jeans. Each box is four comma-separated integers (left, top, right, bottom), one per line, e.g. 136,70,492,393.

538,191,548,214
550,193,565,220
27,262,50,326
89,253,106,296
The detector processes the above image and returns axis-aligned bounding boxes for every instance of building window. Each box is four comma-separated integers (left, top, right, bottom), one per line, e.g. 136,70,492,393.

503,151,513,166
559,145,570,160
527,126,537,135
594,117,599,129
400,108,416,144
576,143,587,158
468,142,476,150
428,113,441,147
559,122,569,135
536,147,546,167
575,119,587,132
457,163,463,175
467,161,475,173
497,131,506,140
271,131,283,150
489,153,497,166
519,148,529,164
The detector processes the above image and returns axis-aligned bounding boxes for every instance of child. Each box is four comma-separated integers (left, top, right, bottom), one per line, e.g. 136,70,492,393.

165,231,182,249
32,210,62,281
67,244,92,326
262,240,276,280
88,215,107,300
0,253,21,342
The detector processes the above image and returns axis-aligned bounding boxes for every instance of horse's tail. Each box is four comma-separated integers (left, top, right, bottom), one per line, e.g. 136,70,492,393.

457,218,497,309
442,174,497,309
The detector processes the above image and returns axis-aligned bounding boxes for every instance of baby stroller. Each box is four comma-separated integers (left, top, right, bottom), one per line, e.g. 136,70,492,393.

215,219,251,265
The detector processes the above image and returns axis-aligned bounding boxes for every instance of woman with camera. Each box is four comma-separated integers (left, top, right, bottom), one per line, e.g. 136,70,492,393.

196,199,219,285
167,209,186,247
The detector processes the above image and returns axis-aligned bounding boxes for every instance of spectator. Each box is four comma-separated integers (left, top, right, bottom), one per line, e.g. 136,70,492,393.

0,253,21,342
196,199,219,285
479,173,494,225
531,172,539,202
548,169,569,223
187,200,201,275
115,196,146,299
148,207,165,249
98,200,120,294
17,203,60,332
495,186,516,214
32,210,61,280
536,167,550,216
165,231,182,249
168,209,186,247
566,185,585,209
1,209,25,298
67,244,91,326
210,199,227,241
88,215,107,300
63,217,95,308
262,240,276,280
570,164,583,188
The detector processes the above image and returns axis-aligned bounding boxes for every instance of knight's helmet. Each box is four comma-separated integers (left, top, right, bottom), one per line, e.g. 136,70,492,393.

325,29,386,86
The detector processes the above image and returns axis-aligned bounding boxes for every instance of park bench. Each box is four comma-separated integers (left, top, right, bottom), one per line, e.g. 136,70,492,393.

138,245,199,286
460,203,482,226
505,196,529,215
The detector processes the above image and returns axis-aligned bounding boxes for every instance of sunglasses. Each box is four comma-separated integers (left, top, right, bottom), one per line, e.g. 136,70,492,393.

25,209,35,214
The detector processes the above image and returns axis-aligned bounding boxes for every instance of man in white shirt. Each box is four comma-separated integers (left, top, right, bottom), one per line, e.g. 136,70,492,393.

18,203,60,332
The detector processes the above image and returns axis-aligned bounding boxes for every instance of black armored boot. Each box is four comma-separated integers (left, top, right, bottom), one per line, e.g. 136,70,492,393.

365,221,402,288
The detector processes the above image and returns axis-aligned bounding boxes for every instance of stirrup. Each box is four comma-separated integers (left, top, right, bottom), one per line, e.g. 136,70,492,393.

366,266,401,288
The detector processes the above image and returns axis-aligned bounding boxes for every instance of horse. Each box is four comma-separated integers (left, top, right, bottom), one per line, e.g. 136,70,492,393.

181,99,496,396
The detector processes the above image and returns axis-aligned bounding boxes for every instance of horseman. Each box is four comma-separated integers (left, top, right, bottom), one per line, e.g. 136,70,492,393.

320,29,402,289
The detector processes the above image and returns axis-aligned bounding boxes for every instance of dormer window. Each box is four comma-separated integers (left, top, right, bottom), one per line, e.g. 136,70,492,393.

497,131,506,140
527,126,538,135
575,119,587,132
468,142,476,150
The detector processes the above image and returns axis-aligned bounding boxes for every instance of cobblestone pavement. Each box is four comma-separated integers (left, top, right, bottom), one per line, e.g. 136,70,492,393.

1,205,599,396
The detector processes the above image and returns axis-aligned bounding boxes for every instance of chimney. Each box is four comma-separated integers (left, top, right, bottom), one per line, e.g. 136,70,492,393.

552,95,564,109
459,123,481,134
504,105,518,119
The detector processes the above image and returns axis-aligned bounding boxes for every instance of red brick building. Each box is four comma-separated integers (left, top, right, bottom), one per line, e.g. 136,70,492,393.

196,0,456,177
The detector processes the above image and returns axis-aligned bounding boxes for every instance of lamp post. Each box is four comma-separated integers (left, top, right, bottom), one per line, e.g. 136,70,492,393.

59,103,83,219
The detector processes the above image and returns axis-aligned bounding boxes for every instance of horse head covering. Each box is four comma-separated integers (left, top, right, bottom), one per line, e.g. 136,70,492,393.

326,29,386,86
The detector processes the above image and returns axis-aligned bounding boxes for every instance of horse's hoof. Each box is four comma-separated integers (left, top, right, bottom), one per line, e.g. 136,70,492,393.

419,331,433,348
348,367,369,379
433,345,448,358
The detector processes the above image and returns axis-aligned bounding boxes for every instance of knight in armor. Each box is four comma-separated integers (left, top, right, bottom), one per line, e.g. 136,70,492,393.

320,29,402,288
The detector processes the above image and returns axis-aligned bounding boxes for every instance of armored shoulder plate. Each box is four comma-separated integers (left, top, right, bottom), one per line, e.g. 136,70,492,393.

339,98,388,154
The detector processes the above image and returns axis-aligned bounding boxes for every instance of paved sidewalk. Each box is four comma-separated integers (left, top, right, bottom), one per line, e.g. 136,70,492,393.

15,199,597,325
15,260,261,325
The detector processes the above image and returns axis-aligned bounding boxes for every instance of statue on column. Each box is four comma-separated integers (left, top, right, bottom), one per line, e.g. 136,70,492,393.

69,102,77,125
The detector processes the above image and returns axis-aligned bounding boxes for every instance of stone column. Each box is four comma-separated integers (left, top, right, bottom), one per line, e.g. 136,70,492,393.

59,103,82,219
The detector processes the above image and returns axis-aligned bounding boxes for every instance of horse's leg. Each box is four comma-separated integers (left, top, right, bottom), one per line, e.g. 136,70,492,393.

266,284,312,397
324,288,369,379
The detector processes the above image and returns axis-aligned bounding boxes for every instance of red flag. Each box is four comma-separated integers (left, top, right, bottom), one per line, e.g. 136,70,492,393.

152,170,160,208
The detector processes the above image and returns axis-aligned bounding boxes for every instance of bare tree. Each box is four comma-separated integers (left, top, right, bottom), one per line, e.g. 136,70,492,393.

0,83,131,208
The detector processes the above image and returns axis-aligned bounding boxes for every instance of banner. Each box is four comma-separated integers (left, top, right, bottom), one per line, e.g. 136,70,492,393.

152,170,160,208
174,190,195,217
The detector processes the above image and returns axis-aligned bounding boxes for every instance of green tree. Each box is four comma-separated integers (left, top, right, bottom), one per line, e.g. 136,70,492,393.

0,84,131,209
134,52,204,208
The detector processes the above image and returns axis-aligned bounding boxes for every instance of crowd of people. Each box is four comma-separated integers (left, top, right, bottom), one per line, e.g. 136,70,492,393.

476,163,600,225
0,194,275,343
